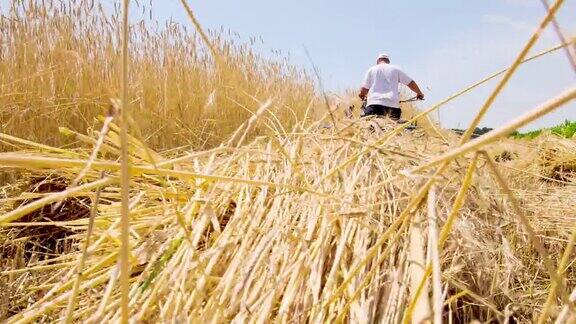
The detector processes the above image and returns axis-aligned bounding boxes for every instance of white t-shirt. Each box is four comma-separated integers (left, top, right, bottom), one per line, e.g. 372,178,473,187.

361,63,413,108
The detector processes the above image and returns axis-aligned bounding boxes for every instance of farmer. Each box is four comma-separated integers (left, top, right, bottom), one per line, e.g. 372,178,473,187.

358,53,424,120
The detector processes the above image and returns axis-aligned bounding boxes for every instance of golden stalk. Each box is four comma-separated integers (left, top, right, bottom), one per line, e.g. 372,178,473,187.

540,0,576,72
119,0,131,322
179,0,221,67
407,207,431,324
0,153,327,196
64,172,105,323
459,0,566,141
427,186,442,324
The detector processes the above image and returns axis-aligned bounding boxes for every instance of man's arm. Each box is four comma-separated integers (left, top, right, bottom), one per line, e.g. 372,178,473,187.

407,81,425,100
359,68,372,100
399,69,425,100
359,87,369,100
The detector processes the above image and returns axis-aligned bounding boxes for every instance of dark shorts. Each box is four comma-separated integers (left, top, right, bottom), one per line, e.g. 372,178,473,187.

362,104,402,120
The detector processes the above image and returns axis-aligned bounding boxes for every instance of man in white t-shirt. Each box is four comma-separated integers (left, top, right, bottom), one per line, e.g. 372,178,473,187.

359,53,424,120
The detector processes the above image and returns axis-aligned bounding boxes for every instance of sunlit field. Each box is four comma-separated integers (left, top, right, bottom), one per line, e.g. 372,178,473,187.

1,0,575,323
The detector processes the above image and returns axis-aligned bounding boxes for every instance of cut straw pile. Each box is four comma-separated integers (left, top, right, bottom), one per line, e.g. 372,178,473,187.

1,112,574,323
2,0,576,322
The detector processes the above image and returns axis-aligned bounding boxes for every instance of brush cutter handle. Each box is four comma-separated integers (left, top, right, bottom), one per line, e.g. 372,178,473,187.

400,95,424,103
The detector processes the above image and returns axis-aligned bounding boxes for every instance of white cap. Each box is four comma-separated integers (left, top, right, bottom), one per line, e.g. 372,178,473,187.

377,53,390,60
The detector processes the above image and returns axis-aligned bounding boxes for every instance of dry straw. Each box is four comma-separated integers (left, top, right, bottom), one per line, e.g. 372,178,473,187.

0,0,316,150
1,0,575,323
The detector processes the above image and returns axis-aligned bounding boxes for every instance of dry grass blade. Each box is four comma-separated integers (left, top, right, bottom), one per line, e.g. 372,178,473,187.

119,0,132,322
459,0,566,142
554,286,576,323
427,186,442,324
226,100,273,148
540,0,576,72
64,172,105,324
407,208,431,323
179,0,222,67
304,47,338,131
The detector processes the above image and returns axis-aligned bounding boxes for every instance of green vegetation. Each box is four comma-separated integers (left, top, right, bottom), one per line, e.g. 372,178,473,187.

451,126,493,138
511,120,576,139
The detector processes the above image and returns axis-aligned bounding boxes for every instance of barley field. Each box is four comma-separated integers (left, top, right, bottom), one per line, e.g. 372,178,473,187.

1,0,575,323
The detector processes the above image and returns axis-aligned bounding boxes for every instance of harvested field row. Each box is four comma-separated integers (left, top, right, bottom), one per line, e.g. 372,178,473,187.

1,113,575,322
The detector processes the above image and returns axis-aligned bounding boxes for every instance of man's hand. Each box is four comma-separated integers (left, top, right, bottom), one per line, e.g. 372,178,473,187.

408,81,425,101
359,87,369,101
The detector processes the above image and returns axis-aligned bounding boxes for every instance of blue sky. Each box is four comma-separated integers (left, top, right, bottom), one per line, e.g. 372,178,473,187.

145,0,575,130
